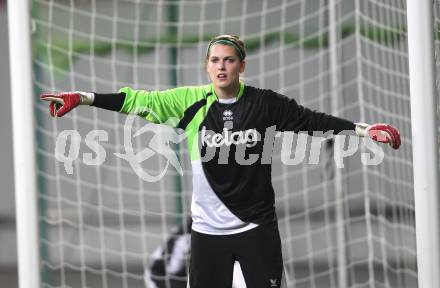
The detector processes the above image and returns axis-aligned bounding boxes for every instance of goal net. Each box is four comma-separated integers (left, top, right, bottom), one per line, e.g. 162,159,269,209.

31,0,427,287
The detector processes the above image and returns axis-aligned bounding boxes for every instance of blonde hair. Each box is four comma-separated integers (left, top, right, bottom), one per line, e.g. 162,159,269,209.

206,34,246,61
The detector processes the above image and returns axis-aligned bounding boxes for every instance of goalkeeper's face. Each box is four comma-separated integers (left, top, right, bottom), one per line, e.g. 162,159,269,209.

206,44,246,92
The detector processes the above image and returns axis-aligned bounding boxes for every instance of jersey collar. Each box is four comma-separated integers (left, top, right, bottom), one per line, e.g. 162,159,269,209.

209,81,244,101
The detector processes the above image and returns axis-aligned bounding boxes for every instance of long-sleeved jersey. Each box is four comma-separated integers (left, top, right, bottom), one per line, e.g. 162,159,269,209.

93,82,355,235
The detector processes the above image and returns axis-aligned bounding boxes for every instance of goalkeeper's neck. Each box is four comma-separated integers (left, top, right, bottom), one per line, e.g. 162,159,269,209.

213,80,241,100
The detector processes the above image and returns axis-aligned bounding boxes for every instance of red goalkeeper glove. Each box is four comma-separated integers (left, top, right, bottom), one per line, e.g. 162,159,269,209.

40,91,94,117
355,123,401,149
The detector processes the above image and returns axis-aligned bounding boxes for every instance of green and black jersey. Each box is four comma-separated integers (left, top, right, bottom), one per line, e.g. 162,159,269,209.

93,82,355,235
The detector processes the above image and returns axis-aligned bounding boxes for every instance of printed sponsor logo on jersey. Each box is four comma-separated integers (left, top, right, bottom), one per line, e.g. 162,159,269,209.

223,109,233,121
270,278,278,287
200,126,259,148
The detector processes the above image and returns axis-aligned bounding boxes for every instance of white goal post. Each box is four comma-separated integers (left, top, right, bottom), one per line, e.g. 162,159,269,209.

407,0,440,287
8,0,40,287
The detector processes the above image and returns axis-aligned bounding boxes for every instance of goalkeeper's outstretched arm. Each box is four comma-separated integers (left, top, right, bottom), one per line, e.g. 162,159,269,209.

355,122,401,149
267,92,402,150
40,91,125,117
40,90,401,149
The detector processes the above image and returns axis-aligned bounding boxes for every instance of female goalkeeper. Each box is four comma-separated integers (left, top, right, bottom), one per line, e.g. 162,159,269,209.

41,34,401,288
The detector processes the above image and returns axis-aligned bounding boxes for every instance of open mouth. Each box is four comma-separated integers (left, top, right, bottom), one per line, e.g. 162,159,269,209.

217,73,227,80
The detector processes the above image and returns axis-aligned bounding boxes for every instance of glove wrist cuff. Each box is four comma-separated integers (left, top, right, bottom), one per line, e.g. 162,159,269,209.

76,91,94,105
355,122,370,137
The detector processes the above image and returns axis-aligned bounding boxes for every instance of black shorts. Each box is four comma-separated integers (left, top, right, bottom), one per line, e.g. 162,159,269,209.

189,221,286,288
